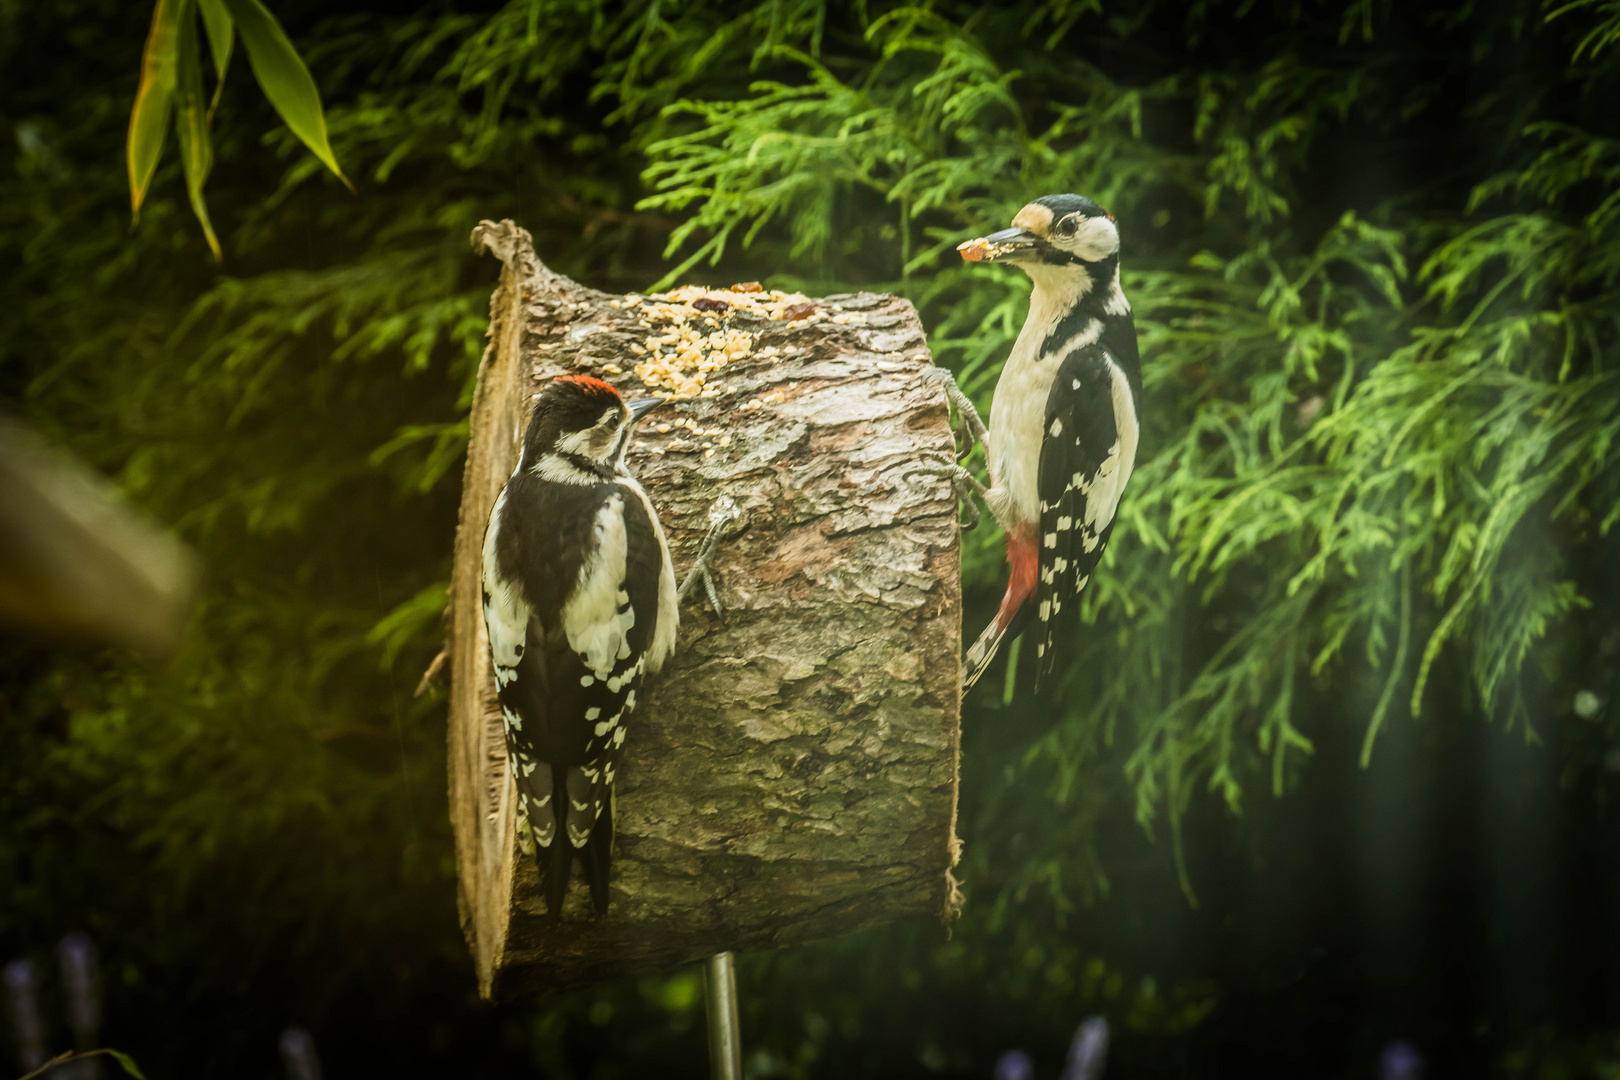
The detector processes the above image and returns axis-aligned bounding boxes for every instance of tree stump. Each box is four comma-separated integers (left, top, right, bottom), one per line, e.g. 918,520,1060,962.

448,220,962,1000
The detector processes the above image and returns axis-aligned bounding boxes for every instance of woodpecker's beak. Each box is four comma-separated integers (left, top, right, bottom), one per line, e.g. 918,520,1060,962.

957,227,1040,263
627,397,666,423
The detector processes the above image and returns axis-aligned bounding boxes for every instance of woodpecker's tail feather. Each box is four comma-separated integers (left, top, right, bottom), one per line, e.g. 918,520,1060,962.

963,618,1010,690
579,798,614,916
541,846,571,920
532,765,618,919
541,767,573,919
964,599,1040,689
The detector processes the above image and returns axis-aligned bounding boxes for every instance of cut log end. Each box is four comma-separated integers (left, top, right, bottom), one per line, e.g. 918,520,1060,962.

449,220,963,999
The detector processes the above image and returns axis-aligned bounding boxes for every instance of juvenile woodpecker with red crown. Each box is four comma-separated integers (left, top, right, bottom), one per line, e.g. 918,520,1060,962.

480,374,734,917
919,194,1141,692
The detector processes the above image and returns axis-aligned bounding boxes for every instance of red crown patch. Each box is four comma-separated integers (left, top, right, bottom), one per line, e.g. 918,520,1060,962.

552,374,622,399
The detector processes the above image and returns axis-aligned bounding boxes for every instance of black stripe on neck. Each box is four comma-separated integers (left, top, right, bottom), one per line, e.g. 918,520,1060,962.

521,446,615,480
565,450,614,479
1037,253,1120,358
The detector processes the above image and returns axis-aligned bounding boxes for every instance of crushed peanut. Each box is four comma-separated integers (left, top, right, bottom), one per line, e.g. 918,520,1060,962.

623,282,821,400
957,237,1024,262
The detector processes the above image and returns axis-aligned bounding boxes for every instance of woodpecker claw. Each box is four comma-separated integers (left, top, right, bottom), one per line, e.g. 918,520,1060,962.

905,461,987,531
925,367,989,462
702,566,724,618
679,496,744,617
958,493,981,531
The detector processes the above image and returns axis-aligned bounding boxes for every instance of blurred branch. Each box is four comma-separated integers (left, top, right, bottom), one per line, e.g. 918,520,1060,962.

0,417,197,660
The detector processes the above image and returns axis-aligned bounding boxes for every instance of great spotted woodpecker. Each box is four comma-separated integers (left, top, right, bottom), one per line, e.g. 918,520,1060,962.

480,374,732,917
921,194,1141,692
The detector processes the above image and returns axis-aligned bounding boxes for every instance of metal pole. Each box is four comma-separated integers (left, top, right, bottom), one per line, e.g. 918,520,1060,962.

58,933,102,1080
703,951,742,1080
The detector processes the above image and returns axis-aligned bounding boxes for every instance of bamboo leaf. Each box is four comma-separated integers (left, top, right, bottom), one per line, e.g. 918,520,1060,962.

127,0,188,219
220,0,350,188
198,0,234,115
106,1050,148,1080
175,3,222,259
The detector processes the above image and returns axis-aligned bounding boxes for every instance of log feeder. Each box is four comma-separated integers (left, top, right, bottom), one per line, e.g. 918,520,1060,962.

448,221,963,999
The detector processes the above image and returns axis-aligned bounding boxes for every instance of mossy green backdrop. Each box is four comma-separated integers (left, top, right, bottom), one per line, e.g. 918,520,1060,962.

4,1,1620,1076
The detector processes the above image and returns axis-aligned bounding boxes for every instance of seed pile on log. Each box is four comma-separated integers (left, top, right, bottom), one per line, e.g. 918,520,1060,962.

448,220,963,999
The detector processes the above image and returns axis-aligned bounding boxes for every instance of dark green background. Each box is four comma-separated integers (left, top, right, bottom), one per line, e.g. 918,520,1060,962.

4,1,1620,1076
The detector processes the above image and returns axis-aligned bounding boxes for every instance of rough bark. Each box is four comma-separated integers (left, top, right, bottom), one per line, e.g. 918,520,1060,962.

449,220,962,1000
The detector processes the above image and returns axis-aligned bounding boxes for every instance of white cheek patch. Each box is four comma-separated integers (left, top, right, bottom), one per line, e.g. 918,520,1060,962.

556,413,623,462
555,426,595,457
1069,216,1119,261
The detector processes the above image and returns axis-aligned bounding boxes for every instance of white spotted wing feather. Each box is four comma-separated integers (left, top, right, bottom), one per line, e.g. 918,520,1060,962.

1033,344,1138,688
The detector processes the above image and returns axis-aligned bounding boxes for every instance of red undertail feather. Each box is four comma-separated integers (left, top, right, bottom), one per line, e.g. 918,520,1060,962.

963,531,1038,689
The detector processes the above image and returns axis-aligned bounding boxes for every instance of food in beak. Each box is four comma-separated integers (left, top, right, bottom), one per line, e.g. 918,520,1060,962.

958,238,991,262
957,237,1027,263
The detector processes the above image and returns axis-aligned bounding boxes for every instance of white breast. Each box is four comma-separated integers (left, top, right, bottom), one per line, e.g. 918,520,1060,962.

988,287,1102,527
563,492,635,678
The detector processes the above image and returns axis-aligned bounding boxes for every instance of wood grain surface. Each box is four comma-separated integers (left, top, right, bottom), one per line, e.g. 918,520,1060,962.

449,220,962,1000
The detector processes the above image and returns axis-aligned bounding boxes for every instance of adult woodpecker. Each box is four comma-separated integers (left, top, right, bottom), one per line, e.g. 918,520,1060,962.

480,374,732,917
922,194,1141,692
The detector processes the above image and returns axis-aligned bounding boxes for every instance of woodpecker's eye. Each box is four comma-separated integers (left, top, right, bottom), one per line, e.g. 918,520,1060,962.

1054,216,1078,239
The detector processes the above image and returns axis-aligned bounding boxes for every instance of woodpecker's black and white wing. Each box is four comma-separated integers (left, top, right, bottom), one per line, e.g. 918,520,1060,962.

481,472,673,916
1033,343,1139,689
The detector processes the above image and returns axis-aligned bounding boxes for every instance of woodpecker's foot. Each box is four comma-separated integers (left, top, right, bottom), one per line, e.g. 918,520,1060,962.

905,461,987,531
924,367,989,461
679,495,745,617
